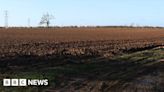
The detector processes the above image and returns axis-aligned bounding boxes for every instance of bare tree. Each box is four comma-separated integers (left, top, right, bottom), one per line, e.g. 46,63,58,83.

39,13,54,27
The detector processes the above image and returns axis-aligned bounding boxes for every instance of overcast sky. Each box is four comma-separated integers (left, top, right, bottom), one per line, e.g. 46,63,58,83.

0,0,164,27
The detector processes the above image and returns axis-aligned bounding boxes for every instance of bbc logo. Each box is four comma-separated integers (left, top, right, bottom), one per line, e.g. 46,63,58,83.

3,79,27,86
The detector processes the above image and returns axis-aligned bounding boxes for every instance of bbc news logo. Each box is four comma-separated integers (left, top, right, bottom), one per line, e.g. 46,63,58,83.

3,79,48,86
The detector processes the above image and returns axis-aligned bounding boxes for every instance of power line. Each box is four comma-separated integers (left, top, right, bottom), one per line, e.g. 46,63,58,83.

4,10,8,28
28,18,31,27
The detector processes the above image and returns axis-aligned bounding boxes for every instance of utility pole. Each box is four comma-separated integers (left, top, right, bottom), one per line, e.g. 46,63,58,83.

28,18,31,27
4,10,8,28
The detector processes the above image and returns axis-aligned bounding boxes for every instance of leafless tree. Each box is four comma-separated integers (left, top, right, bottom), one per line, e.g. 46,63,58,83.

39,13,54,27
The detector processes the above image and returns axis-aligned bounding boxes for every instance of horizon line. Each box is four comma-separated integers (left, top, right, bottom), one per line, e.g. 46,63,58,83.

0,25,164,28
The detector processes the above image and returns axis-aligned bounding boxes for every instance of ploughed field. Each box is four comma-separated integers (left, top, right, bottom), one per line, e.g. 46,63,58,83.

0,27,164,92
